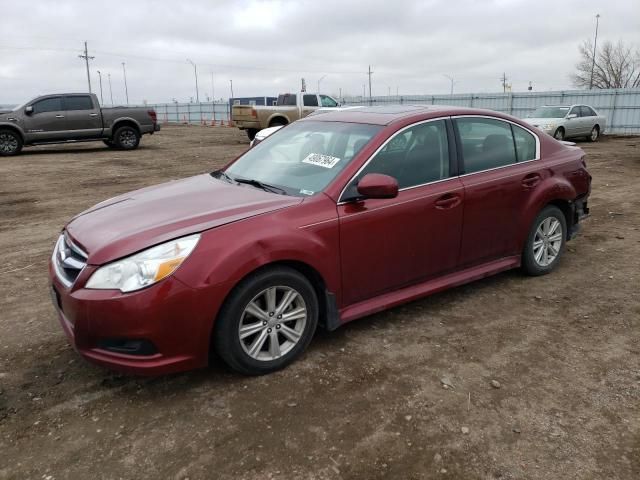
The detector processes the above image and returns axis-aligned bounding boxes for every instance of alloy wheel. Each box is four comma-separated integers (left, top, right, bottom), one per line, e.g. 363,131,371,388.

0,132,18,154
238,286,307,361
119,130,137,148
533,217,563,267
591,128,598,141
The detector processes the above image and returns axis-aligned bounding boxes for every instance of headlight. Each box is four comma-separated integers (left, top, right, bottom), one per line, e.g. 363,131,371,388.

542,123,556,130
86,234,200,292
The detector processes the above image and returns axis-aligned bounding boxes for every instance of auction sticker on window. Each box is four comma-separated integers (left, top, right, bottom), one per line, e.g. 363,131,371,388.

302,153,341,169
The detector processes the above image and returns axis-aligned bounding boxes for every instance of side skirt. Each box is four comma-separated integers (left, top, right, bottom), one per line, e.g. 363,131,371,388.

338,255,521,325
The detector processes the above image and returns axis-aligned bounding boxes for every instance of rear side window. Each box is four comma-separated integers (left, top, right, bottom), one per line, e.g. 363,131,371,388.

357,119,450,189
303,95,319,107
512,124,537,161
455,118,517,174
64,96,94,110
33,97,63,114
277,94,297,106
320,95,338,107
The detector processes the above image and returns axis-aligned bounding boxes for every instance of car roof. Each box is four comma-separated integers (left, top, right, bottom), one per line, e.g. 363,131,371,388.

300,105,516,126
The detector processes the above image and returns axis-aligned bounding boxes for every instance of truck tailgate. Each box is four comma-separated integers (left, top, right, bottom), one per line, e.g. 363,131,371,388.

232,105,257,122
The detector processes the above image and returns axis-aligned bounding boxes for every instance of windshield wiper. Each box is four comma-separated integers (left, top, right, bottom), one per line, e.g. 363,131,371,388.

211,170,234,184
234,178,287,195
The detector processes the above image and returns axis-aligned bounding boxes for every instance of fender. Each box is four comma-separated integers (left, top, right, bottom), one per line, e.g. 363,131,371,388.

0,122,26,141
106,116,142,136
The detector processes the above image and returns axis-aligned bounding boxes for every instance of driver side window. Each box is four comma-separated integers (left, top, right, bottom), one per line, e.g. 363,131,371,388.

33,97,63,114
354,120,450,190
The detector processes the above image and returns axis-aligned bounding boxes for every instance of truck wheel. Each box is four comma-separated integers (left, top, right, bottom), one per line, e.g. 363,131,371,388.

214,266,318,375
246,128,259,141
0,129,23,156
522,205,567,276
113,126,140,150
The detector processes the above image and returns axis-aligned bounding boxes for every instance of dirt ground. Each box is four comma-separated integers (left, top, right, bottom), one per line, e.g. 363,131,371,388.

0,126,638,480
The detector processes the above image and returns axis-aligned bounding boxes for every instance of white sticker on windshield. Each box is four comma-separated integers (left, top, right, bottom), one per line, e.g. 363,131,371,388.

302,153,341,169
300,189,315,196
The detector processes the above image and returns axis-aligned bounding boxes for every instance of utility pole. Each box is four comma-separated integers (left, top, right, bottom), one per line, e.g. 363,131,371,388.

108,73,114,105
443,74,455,95
500,72,508,93
122,62,129,105
210,72,215,102
96,70,104,105
339,87,342,100
367,65,373,104
186,59,199,103
230,79,234,99
78,41,94,93
589,14,601,89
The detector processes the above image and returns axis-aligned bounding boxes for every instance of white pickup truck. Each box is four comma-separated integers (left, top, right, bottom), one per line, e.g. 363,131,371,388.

232,92,340,140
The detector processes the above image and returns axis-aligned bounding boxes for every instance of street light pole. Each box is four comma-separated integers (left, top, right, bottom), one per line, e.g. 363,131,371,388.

122,62,129,105
443,74,455,95
230,79,234,99
589,14,601,89
317,75,327,93
96,70,104,105
186,58,200,103
107,73,114,105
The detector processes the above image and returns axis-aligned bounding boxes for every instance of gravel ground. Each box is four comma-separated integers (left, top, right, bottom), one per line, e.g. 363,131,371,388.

0,126,638,479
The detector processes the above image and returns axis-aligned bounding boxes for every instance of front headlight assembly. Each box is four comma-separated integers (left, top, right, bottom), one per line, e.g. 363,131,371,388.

86,234,200,292
542,123,556,130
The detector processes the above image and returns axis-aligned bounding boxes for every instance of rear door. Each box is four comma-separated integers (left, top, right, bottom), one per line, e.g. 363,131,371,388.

301,94,320,117
62,95,103,138
338,118,464,305
22,96,67,142
454,116,541,268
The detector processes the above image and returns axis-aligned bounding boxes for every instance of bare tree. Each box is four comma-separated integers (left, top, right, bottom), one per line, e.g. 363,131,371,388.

572,40,640,89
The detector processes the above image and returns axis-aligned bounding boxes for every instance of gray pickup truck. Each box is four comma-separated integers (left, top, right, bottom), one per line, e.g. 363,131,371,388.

0,93,160,156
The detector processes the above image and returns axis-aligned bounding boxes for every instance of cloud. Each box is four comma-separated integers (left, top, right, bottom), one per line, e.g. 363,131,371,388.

0,0,637,104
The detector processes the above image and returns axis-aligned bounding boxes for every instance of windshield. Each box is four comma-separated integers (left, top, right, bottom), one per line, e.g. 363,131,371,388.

224,121,382,197
530,106,570,118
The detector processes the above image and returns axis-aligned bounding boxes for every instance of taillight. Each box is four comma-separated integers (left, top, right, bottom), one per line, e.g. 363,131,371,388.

148,110,157,123
251,108,257,118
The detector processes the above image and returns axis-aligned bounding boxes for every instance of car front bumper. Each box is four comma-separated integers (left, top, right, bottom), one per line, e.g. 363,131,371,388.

49,260,221,376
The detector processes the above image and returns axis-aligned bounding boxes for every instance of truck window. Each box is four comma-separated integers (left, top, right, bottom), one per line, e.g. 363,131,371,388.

32,97,63,114
320,95,338,108
277,94,297,106
303,95,319,107
64,96,94,111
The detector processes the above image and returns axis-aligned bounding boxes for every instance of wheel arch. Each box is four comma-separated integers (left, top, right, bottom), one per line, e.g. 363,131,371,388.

111,118,141,136
267,114,289,127
0,124,25,142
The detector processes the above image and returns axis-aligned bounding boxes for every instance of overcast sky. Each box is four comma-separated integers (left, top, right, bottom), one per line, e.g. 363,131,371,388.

1,0,638,105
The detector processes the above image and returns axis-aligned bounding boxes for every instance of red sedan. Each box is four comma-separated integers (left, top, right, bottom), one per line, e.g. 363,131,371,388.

50,106,591,375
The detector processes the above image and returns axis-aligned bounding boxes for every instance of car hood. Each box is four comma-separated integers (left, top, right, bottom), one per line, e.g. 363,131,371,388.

523,118,564,126
66,174,302,264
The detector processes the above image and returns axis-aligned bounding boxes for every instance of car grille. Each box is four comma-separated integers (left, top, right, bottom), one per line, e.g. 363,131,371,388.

53,233,88,287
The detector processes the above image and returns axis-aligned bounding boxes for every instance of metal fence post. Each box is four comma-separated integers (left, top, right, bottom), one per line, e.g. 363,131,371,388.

611,89,619,134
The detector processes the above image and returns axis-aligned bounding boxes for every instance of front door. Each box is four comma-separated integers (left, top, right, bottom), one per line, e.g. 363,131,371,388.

454,116,542,267
22,96,68,142
338,119,464,306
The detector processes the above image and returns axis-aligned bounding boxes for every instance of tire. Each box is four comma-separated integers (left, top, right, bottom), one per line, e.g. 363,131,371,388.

214,266,319,375
0,129,23,156
103,139,116,148
587,125,599,142
113,125,140,150
553,127,565,141
522,205,567,276
246,128,258,141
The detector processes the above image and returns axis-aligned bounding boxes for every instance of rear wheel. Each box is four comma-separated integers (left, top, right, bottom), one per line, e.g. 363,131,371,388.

113,126,140,150
553,127,565,141
0,129,23,156
522,205,567,276
246,128,258,141
587,126,599,142
214,266,318,375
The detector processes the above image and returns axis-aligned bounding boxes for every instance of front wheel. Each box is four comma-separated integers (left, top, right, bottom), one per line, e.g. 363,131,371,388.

113,126,140,150
214,267,318,375
522,205,567,276
0,129,23,156
553,127,565,141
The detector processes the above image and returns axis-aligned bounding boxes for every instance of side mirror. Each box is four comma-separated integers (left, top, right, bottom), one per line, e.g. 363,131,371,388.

25,106,34,114
566,113,577,119
357,173,398,199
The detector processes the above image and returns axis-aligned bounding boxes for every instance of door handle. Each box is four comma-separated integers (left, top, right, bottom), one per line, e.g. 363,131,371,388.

55,115,65,118
435,193,461,209
522,173,541,189
89,113,98,117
